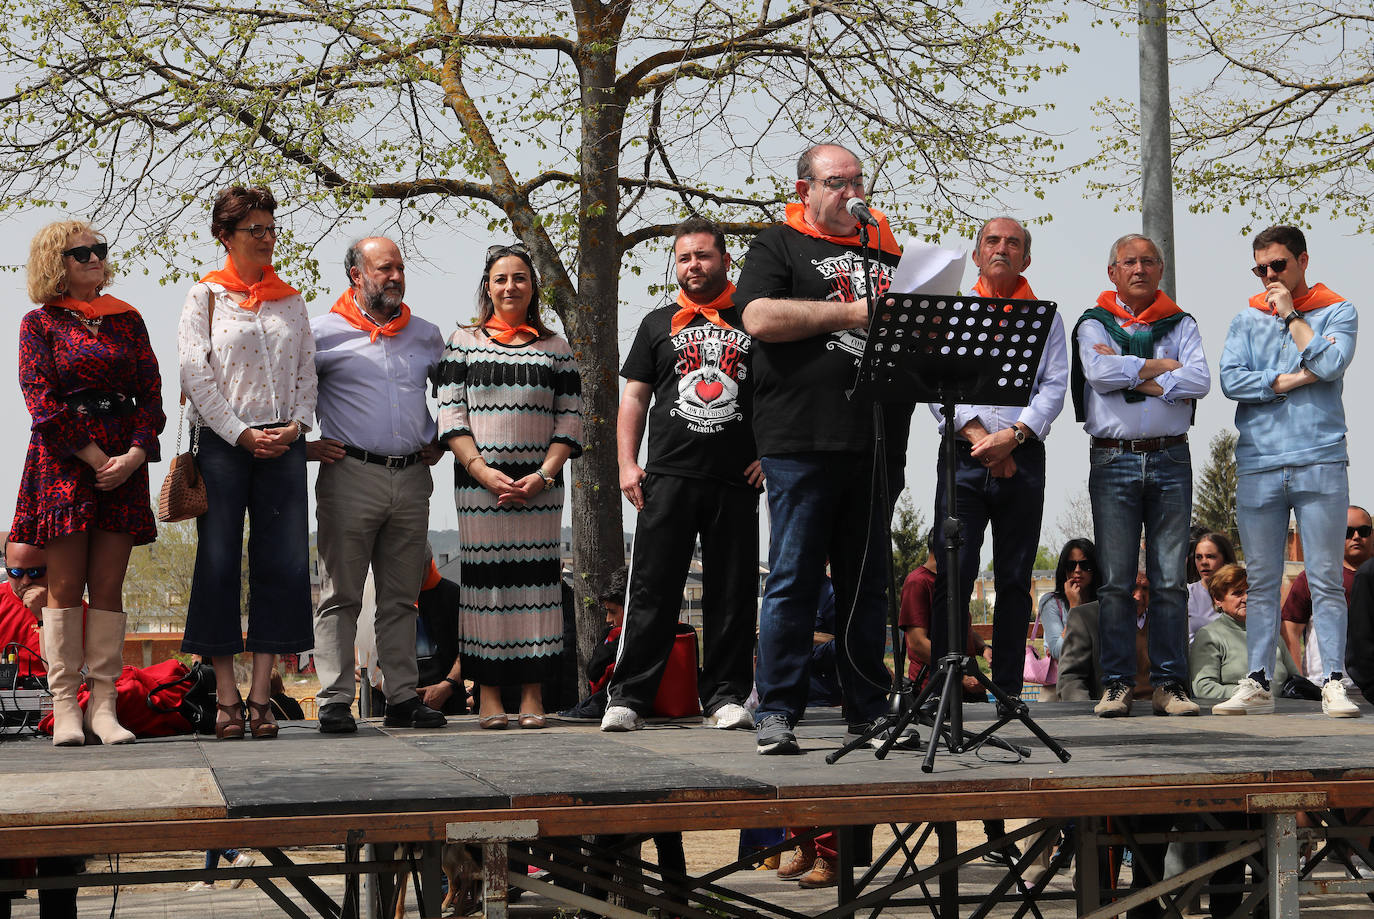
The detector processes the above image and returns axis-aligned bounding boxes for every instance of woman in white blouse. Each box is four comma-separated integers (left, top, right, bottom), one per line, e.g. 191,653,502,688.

177,185,317,740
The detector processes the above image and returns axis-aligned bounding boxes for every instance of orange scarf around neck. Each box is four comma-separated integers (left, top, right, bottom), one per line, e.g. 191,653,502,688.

330,288,411,342
1094,289,1181,327
1248,282,1345,315
784,202,903,258
200,258,299,312
48,294,136,320
973,276,1036,300
670,281,736,336
484,316,539,344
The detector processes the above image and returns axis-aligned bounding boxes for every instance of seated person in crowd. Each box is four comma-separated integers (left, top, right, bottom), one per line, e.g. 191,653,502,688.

268,670,306,721
556,568,628,721
0,540,45,678
1344,558,1374,705
1191,564,1298,707
808,578,841,707
1058,570,1155,703
900,538,989,703
1188,531,1237,642
1283,505,1373,676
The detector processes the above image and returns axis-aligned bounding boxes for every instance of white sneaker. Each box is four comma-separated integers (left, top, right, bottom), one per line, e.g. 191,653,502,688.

1212,677,1273,715
228,853,255,889
1322,679,1361,718
186,881,215,891
706,702,754,730
599,705,644,732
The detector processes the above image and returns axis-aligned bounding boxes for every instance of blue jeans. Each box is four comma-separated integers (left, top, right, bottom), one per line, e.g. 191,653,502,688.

183,430,313,656
1087,442,1192,687
931,440,1046,697
755,452,889,726
1236,462,1349,679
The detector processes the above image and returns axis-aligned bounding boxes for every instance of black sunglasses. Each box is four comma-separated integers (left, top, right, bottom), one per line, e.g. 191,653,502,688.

6,566,45,579
1066,559,1094,572
1251,258,1288,279
62,243,109,264
486,243,529,261
232,224,278,240
1348,525,1373,539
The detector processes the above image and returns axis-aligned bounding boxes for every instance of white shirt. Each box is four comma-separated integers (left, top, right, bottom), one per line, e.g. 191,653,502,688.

1077,297,1210,439
177,282,317,445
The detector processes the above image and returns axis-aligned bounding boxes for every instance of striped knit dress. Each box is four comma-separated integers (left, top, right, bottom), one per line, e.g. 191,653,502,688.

436,326,583,685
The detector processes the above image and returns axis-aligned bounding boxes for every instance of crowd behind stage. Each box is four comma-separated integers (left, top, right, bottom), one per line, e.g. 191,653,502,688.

3,141,1369,763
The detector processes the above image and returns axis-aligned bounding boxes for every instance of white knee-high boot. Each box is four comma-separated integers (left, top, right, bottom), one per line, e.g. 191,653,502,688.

82,608,136,744
41,606,86,746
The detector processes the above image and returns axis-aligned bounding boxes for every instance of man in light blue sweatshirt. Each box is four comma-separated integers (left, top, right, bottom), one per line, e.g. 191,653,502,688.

1215,225,1360,717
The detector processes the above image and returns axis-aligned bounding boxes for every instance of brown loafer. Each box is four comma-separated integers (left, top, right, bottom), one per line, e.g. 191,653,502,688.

518,713,546,729
215,700,245,740
478,713,509,730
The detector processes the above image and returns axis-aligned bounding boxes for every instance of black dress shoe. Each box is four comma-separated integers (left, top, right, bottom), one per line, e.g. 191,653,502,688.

383,697,447,728
318,702,358,734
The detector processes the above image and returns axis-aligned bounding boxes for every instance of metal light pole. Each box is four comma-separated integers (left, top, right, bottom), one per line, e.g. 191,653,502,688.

1138,0,1176,298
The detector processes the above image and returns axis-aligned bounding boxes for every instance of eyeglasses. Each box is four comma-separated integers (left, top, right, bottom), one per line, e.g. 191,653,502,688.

5,566,45,580
1113,257,1161,270
1348,525,1373,539
1066,559,1094,572
232,224,278,240
486,243,529,261
62,243,109,264
1252,258,1288,279
805,175,866,192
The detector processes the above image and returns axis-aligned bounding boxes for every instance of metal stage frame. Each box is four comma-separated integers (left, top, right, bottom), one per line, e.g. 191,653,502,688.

4,702,1374,917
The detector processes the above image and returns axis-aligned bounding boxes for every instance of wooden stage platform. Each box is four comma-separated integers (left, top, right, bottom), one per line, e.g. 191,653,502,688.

5,700,1374,917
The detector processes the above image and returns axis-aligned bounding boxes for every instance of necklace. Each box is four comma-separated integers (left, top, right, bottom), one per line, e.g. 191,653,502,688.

63,308,102,334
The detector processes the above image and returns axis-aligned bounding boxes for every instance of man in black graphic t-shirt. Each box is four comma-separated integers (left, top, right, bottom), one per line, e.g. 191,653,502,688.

600,218,764,733
736,143,910,754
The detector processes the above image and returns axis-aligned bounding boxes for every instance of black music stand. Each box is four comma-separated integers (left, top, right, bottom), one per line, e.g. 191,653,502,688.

828,291,1071,772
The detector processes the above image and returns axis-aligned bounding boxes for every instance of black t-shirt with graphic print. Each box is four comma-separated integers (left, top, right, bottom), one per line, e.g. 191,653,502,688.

620,304,757,488
734,224,901,456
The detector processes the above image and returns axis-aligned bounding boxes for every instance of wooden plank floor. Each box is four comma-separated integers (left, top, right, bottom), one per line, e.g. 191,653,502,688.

5,700,1374,857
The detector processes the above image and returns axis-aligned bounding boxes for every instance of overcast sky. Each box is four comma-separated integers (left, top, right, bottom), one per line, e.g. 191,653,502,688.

0,13,1366,563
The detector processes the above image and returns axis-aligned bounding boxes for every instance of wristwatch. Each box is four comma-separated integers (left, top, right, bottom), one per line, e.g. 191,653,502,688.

536,467,555,489
1283,311,1300,328
1012,425,1028,446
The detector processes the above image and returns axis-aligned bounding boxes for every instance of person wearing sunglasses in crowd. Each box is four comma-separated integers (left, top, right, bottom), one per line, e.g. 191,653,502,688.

1215,225,1361,717
437,243,582,730
1281,506,1373,678
177,186,317,739
0,540,47,680
1037,538,1099,700
11,220,164,746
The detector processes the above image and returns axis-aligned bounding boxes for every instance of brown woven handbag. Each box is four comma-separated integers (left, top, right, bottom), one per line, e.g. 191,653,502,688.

156,289,214,523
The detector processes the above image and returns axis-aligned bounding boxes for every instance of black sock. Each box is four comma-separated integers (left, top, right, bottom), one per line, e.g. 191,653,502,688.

1247,671,1270,691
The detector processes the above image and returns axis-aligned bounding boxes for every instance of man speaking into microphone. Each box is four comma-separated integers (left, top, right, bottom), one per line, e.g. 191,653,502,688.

736,143,911,755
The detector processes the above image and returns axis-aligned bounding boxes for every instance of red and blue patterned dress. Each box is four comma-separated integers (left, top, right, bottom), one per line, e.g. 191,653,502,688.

10,305,164,547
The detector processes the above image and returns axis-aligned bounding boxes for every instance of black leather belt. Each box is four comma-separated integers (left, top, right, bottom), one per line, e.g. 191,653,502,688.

63,391,137,417
1091,434,1187,453
342,444,424,469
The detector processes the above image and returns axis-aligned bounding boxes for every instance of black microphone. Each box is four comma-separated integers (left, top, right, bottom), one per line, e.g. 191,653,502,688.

845,197,879,228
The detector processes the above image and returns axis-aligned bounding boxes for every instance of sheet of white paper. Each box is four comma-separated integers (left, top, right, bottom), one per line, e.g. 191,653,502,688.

890,239,966,296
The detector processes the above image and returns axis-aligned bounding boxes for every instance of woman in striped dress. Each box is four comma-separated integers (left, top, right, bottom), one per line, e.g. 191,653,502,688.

438,244,582,729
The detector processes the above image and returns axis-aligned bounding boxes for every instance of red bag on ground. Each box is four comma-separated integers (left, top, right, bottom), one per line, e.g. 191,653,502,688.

38,659,197,737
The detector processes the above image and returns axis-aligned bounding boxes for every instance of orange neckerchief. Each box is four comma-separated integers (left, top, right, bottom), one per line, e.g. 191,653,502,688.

670,281,737,336
1248,282,1346,315
484,316,539,344
421,559,441,592
1094,289,1181,327
973,276,1037,300
330,288,411,343
784,202,903,258
199,258,299,312
48,294,137,320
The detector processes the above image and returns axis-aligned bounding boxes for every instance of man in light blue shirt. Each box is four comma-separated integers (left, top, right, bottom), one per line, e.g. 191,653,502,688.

309,237,448,733
1214,225,1360,718
1071,234,1210,717
927,217,1067,709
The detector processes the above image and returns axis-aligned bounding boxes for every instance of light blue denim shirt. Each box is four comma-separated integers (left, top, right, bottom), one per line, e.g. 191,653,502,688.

1219,295,1357,474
